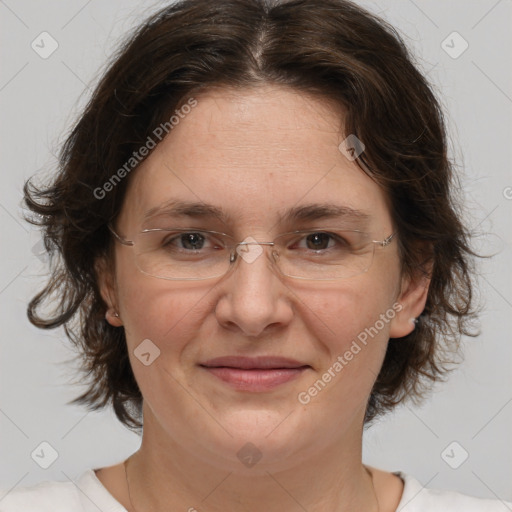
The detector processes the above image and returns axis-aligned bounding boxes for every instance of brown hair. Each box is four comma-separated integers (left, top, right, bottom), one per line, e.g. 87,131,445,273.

24,0,477,432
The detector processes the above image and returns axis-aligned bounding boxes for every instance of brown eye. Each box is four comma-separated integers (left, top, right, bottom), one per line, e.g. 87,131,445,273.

304,232,332,250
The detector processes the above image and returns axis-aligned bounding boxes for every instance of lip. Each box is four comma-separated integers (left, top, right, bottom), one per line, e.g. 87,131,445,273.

200,356,308,369
199,356,310,392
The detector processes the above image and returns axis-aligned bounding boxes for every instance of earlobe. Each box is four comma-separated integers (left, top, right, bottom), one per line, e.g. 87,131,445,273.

95,256,123,327
389,271,430,339
105,307,123,326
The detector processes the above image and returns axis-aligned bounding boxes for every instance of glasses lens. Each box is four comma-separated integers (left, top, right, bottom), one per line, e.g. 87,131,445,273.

134,229,231,280
274,229,376,280
129,228,378,281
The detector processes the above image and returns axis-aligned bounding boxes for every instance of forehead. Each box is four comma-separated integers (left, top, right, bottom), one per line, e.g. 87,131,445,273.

119,85,392,233
197,85,345,132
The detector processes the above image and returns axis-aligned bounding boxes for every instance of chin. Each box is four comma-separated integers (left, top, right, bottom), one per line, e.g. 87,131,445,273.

185,409,320,473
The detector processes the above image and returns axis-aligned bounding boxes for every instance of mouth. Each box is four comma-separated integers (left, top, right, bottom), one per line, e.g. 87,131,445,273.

199,356,311,392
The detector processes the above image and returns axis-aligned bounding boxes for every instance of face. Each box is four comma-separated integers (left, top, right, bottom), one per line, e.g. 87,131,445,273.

100,85,426,473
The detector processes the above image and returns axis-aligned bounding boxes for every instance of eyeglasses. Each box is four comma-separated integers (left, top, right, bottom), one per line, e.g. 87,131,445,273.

107,223,395,281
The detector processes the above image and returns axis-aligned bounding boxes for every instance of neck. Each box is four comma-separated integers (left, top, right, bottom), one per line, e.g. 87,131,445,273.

125,409,378,512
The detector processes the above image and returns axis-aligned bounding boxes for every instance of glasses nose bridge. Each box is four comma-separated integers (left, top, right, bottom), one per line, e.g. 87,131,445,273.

229,239,277,264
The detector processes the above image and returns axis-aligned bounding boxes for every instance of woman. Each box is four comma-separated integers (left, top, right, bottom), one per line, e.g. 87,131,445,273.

1,0,509,510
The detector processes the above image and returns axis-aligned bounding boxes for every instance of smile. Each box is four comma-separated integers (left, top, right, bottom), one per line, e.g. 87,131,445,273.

199,356,311,391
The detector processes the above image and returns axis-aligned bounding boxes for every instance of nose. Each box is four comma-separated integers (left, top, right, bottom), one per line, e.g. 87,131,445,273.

214,239,293,337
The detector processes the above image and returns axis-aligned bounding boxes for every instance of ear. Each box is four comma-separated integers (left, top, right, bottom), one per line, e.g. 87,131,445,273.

95,255,123,327
389,264,431,339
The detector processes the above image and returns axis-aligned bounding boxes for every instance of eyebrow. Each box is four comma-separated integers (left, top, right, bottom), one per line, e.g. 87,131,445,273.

142,200,371,226
142,200,231,224
279,203,371,225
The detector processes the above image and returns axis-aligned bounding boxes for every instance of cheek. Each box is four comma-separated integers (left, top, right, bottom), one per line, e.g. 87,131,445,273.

118,278,213,414
116,265,210,356
302,278,396,349
295,280,397,398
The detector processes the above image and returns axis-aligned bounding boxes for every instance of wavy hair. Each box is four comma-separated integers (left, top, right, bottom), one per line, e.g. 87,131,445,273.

24,0,478,432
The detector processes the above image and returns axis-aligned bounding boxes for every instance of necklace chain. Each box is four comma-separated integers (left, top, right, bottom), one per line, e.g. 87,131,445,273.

124,456,136,512
124,455,379,512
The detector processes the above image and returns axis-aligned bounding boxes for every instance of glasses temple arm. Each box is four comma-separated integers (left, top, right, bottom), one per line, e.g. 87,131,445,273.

107,222,134,246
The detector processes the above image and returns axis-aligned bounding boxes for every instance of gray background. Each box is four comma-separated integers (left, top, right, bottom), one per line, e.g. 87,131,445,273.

1,0,511,504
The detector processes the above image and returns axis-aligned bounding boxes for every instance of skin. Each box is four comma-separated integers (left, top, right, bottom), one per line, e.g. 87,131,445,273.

96,85,430,512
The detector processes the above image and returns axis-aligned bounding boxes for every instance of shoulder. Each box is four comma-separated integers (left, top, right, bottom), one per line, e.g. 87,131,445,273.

0,477,79,512
396,471,512,512
0,469,126,512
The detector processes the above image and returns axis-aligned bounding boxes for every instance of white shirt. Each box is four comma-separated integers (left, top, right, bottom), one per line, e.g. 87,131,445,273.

0,469,510,511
